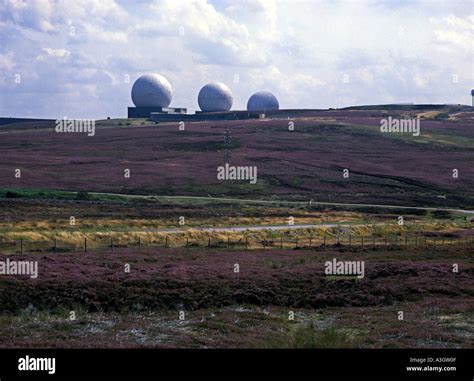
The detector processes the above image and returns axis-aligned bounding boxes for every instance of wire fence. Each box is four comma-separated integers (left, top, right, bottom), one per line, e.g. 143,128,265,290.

0,233,473,254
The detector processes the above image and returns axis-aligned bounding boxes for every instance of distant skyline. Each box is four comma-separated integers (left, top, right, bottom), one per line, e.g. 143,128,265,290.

0,0,473,119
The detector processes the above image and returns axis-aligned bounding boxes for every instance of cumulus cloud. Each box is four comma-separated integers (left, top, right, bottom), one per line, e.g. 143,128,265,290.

431,14,474,50
141,0,267,66
36,47,70,61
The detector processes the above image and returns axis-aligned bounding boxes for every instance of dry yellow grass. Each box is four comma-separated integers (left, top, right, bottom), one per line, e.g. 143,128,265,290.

417,111,452,120
0,211,364,233
0,219,461,252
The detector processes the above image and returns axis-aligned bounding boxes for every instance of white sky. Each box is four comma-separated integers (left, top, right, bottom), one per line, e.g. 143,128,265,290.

0,0,473,118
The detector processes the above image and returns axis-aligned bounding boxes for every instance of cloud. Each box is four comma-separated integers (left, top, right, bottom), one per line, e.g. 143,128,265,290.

141,0,267,66
36,47,71,61
0,52,16,70
431,14,474,51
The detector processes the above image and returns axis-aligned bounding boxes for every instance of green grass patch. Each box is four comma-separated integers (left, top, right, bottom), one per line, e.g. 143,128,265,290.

271,322,363,348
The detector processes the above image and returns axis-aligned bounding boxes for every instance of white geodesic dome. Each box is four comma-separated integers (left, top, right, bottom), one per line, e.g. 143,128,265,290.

198,82,233,112
131,74,172,108
247,91,279,111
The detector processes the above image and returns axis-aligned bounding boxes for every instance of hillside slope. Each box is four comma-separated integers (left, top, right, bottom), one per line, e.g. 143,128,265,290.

0,107,473,208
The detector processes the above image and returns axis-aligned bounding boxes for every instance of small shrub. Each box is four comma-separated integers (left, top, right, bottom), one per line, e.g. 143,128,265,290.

76,191,91,200
435,112,449,120
277,322,357,348
5,191,21,198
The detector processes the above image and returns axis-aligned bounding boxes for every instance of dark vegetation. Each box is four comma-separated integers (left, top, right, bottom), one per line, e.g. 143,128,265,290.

0,245,472,348
0,245,472,313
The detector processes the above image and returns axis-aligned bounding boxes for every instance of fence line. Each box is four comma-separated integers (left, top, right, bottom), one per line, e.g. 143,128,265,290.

0,233,472,254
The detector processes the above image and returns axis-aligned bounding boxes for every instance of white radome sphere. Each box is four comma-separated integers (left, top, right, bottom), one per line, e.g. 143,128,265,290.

198,82,233,112
131,74,172,108
247,91,279,111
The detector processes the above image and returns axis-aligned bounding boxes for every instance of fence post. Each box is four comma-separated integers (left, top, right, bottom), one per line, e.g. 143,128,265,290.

208,237,211,247
309,236,312,247
280,236,283,249
110,237,114,252
54,238,57,253
138,237,141,251
295,236,298,248
186,237,189,247
84,237,87,252
165,236,168,248
245,236,248,250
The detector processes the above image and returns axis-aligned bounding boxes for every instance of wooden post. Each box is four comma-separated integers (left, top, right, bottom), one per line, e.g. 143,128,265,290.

227,235,229,249
208,237,211,247
165,236,168,248
84,237,87,252
186,237,189,247
309,237,312,247
138,236,141,251
280,236,283,249
111,237,114,252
